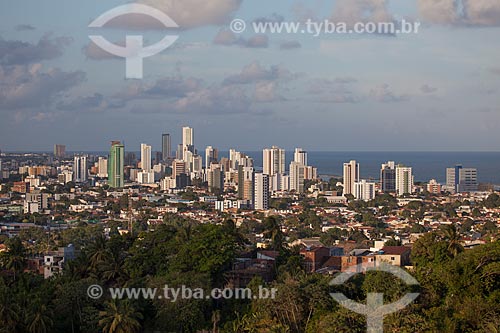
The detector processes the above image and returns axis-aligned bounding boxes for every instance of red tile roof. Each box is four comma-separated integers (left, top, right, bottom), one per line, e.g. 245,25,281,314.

381,246,411,255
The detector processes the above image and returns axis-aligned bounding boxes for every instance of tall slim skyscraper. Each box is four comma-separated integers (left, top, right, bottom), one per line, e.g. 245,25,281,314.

238,166,255,201
108,141,124,188
182,126,194,161
205,146,218,169
191,155,203,173
396,165,414,196
182,126,193,147
73,155,87,183
162,134,171,160
380,161,396,193
254,173,270,210
176,144,183,160
140,143,152,172
97,157,108,178
263,146,285,176
54,144,66,158
343,160,359,196
138,143,154,184
289,161,305,193
207,164,224,193
294,148,308,166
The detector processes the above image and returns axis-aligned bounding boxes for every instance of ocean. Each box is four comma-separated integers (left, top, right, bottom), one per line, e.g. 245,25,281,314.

67,151,500,184
242,151,500,184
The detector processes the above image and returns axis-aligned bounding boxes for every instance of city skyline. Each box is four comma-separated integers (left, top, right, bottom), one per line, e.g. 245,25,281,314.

1,2,499,331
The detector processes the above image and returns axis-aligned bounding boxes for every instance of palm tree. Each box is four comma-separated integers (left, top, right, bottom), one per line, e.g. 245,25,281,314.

101,253,128,285
264,216,284,251
25,297,53,333
1,238,26,280
87,235,110,274
440,224,463,257
99,300,143,333
0,289,20,333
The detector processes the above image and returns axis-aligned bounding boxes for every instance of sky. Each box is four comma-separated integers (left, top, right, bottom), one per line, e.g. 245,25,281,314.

0,0,499,152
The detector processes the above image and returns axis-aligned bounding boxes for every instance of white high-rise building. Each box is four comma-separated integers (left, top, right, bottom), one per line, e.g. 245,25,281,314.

289,161,305,193
263,146,285,176
182,126,194,161
294,148,308,166
343,160,359,196
239,155,254,168
73,155,87,183
354,180,376,201
97,157,108,178
205,146,218,168
229,149,242,170
141,144,152,172
238,166,255,202
161,177,177,191
137,171,154,184
254,173,270,210
192,155,203,173
182,126,193,147
184,150,194,172
396,165,414,196
270,173,288,192
138,144,154,184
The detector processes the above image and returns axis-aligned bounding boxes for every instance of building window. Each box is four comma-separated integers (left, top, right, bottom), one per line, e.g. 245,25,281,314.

391,257,395,261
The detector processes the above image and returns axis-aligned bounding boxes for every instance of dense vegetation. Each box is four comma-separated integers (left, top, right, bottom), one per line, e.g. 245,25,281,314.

0,213,499,333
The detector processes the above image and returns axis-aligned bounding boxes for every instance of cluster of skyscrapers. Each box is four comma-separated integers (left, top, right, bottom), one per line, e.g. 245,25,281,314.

343,160,414,201
342,160,479,201
56,127,480,210
65,127,318,210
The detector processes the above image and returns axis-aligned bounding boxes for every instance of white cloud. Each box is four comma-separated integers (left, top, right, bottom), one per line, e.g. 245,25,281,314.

0,34,72,65
0,64,85,111
332,0,394,26
370,83,409,102
223,61,295,85
254,81,283,102
213,29,269,48
464,0,500,26
418,0,500,26
106,0,243,29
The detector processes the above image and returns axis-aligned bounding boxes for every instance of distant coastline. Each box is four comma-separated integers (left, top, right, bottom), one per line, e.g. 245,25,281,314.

3,151,500,184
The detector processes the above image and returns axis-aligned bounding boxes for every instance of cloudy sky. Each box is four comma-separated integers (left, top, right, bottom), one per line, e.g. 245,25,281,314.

0,0,499,152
